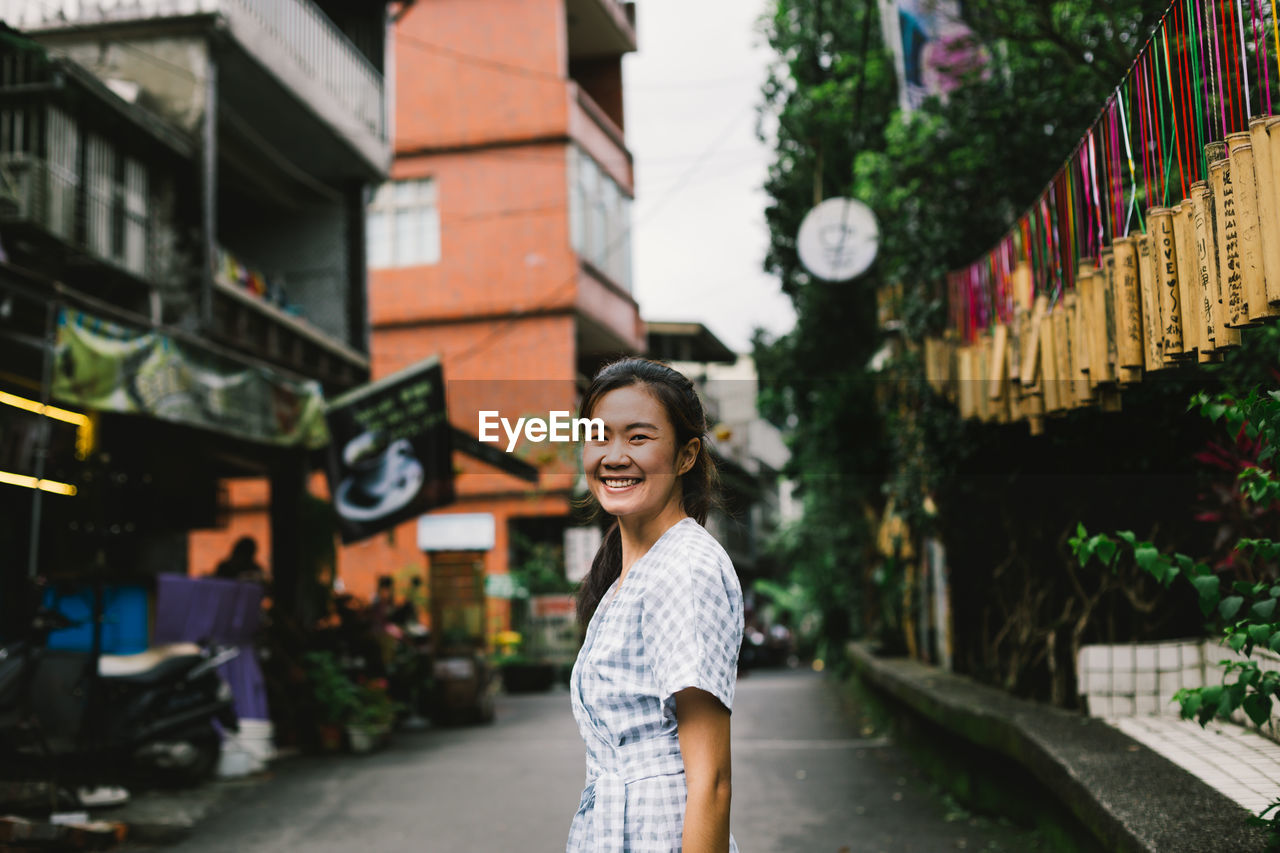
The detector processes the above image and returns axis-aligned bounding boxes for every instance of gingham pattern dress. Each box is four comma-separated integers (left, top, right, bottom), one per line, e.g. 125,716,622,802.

567,517,744,852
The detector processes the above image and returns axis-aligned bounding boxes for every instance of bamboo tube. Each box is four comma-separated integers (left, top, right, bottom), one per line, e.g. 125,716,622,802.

1020,294,1048,387
1040,306,1061,413
1100,249,1119,374
1012,263,1033,312
957,345,974,419
1226,134,1269,324
1247,119,1280,316
975,338,990,422
1111,236,1145,374
1135,231,1164,371
1205,142,1243,347
1147,207,1185,362
988,323,1008,401
1082,262,1114,383
1018,306,1045,421
1074,262,1097,387
1064,304,1081,406
1098,386,1123,412
1209,157,1249,329
1265,117,1280,306
1190,181,1218,356
1006,318,1023,422
1171,202,1203,363
1053,304,1073,409
1072,283,1094,395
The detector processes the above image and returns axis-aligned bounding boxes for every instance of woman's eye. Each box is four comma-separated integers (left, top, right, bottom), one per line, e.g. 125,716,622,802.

629,434,651,443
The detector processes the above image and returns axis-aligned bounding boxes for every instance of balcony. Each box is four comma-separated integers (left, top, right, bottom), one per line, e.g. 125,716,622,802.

1,0,389,177
565,0,636,59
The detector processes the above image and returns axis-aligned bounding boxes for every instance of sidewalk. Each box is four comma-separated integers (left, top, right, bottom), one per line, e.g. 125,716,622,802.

848,641,1271,852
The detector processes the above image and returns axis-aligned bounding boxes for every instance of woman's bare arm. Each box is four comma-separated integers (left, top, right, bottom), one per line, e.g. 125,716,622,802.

675,687,732,853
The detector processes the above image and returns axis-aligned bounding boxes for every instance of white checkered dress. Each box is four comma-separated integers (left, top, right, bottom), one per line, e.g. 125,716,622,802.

567,517,744,852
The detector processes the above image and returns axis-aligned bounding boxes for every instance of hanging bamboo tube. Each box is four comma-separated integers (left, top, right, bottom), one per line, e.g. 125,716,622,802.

1171,202,1205,363
957,345,975,419
1019,294,1047,390
1075,262,1099,388
1209,155,1249,330
988,323,1008,401
1226,133,1269,325
975,337,991,422
1019,297,1046,423
1012,263,1033,312
1206,142,1242,347
1265,117,1280,307
1061,292,1084,405
1040,305,1062,413
1135,231,1164,371
1247,120,1280,318
1099,249,1120,379
1054,303,1073,409
1147,207,1185,363
1071,281,1094,397
1111,236,1144,380
1006,317,1023,422
1190,181,1219,356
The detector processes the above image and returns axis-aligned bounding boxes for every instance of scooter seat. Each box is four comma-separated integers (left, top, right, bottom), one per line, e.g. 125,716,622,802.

99,643,203,678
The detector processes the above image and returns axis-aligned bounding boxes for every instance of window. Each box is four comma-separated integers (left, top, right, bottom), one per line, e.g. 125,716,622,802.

367,177,440,268
567,146,632,292
84,134,150,277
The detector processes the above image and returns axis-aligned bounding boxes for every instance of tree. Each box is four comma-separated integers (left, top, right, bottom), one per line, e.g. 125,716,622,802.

754,0,1173,672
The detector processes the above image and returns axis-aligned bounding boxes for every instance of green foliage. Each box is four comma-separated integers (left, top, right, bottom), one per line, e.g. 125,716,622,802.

1071,387,1280,846
754,0,1165,659
303,651,402,728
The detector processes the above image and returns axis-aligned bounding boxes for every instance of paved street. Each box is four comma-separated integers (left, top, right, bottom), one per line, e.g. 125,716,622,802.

134,669,1042,852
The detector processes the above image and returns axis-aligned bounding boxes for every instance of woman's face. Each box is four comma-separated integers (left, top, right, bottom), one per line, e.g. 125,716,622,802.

583,384,698,523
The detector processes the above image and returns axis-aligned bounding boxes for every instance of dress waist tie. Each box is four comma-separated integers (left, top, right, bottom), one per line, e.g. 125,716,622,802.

585,736,685,853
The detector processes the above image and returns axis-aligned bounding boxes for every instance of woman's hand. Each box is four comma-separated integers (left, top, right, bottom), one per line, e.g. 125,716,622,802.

675,687,732,853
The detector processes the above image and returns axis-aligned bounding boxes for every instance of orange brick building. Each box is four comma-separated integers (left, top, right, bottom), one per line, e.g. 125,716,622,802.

192,0,642,636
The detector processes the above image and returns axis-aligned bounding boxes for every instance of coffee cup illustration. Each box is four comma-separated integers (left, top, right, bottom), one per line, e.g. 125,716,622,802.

336,432,424,519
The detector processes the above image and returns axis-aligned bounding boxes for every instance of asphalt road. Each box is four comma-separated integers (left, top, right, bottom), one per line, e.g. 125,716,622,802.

141,668,1044,852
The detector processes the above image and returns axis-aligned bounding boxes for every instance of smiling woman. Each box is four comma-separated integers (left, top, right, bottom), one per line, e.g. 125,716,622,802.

566,357,744,853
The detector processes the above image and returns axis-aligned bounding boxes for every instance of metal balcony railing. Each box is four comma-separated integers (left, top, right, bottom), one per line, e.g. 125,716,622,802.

0,0,386,141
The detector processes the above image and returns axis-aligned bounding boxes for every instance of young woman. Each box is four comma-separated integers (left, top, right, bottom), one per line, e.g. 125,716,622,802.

566,358,744,853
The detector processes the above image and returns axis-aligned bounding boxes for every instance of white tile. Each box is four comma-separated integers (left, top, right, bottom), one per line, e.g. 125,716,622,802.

1136,671,1158,694
1137,647,1158,669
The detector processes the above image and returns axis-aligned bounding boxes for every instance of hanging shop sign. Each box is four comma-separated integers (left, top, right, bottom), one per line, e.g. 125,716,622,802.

51,308,327,448
324,357,455,544
796,197,880,282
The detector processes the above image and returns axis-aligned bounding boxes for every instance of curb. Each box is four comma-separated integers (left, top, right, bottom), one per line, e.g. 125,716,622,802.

848,642,1270,853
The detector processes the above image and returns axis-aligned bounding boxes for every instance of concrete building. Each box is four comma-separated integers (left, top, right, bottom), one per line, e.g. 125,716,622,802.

0,0,394,625
183,0,642,640
335,0,642,637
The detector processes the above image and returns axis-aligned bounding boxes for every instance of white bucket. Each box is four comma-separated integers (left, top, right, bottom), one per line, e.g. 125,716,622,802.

216,719,274,778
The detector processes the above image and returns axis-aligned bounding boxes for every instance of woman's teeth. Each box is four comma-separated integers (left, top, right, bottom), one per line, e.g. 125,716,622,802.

603,478,641,488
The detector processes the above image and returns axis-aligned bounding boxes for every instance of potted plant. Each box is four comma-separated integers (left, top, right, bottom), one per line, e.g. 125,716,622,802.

346,679,399,753
302,651,360,751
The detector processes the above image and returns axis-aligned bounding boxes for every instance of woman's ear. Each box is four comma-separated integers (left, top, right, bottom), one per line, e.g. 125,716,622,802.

676,437,700,476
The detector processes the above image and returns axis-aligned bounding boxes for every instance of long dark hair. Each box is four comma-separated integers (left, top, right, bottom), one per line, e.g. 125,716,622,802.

574,357,720,626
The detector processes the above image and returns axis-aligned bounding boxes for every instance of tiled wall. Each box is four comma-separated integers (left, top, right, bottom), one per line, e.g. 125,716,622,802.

1077,639,1280,734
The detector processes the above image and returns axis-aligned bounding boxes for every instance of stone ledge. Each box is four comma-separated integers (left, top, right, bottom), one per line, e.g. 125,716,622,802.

848,641,1269,853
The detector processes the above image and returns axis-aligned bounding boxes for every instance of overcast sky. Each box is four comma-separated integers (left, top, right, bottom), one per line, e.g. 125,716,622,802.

623,0,796,355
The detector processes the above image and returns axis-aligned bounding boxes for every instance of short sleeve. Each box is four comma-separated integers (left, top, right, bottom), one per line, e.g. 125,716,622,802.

640,538,744,713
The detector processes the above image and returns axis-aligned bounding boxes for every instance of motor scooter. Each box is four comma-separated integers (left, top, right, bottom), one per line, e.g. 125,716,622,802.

0,608,240,788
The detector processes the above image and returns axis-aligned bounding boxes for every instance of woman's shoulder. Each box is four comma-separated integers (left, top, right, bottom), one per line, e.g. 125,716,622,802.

648,518,741,597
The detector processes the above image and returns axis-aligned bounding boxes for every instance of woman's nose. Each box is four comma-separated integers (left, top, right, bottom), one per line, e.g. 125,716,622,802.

602,439,630,466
